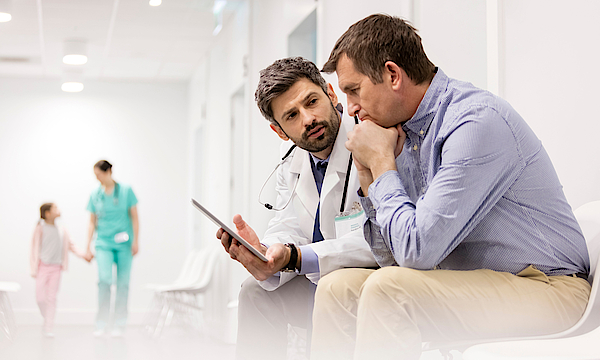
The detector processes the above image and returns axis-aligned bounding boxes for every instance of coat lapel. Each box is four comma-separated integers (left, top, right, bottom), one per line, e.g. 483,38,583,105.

319,117,353,239
287,115,355,240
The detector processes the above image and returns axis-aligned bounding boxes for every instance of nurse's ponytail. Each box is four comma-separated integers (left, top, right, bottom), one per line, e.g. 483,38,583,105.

94,160,112,172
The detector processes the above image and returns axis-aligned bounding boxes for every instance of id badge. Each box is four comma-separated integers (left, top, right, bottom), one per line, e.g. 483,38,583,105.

334,201,365,238
114,231,130,243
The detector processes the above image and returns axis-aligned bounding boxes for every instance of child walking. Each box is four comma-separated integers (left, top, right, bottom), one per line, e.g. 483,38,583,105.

30,203,91,337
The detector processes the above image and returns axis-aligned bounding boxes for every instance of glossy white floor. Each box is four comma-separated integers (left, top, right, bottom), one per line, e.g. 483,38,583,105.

0,325,236,360
0,325,460,360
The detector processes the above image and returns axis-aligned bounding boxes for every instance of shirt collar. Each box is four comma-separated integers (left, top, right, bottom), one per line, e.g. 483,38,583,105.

310,152,330,167
402,67,449,137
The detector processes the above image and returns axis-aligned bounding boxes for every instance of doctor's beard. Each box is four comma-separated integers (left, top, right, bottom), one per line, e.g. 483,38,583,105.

291,101,340,154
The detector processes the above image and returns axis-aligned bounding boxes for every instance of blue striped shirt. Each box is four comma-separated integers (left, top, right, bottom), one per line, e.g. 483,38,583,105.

360,68,590,277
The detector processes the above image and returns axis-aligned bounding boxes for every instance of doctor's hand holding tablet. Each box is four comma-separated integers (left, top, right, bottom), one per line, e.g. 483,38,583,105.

217,214,297,281
191,199,300,281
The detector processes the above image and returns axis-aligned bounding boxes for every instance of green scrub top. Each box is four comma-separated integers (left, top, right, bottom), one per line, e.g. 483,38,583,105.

87,183,138,248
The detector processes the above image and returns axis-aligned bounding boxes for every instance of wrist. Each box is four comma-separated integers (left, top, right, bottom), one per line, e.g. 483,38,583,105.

296,247,302,271
281,243,298,272
370,157,397,180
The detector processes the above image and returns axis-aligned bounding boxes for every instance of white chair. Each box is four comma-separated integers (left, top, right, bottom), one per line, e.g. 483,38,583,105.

143,249,205,337
430,201,600,360
0,281,21,342
162,246,221,319
146,248,200,292
144,246,221,338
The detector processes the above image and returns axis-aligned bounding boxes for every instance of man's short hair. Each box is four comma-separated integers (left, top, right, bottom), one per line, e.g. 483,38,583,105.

255,57,328,125
322,14,435,85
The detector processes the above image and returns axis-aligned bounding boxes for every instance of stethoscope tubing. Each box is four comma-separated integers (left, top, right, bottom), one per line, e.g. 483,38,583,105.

258,114,359,212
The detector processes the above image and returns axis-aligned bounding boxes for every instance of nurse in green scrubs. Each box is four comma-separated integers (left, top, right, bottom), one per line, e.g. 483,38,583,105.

85,160,139,337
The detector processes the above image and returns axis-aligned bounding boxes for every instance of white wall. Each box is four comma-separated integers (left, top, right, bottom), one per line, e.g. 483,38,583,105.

189,0,600,339
501,0,600,209
3,0,598,340
0,78,189,325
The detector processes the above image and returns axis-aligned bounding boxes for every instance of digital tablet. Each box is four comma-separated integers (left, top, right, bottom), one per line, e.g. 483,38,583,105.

191,198,268,262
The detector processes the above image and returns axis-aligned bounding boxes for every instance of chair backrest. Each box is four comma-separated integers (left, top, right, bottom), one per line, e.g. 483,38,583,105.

187,246,222,291
171,249,199,285
573,201,600,285
570,201,600,335
183,249,210,286
0,282,21,292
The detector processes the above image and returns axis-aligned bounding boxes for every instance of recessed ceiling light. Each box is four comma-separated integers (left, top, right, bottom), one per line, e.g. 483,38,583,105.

63,54,88,65
63,40,88,65
0,0,12,22
149,0,161,6
61,82,84,93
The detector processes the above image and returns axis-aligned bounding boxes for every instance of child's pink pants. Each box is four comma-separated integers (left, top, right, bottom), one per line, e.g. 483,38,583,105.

36,261,62,332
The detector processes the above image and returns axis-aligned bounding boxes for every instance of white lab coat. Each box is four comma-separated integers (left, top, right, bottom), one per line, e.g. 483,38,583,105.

259,116,378,291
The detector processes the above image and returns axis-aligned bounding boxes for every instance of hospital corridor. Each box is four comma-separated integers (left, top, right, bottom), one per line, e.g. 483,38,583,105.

1,0,600,359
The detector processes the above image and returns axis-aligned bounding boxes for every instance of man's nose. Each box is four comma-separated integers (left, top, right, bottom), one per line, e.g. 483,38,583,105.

300,108,316,126
347,99,360,118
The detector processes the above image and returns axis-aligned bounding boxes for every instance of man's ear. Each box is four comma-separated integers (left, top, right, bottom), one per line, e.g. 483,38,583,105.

384,61,403,91
270,123,289,141
326,83,338,106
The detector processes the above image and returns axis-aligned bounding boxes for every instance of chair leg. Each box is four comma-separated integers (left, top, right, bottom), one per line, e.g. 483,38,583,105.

0,292,17,342
439,349,454,360
152,298,172,338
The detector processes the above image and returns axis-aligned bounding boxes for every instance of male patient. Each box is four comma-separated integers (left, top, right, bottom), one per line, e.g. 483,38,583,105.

310,14,591,360
217,57,376,360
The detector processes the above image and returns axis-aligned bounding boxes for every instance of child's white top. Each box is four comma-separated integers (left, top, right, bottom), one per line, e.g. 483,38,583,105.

40,221,63,265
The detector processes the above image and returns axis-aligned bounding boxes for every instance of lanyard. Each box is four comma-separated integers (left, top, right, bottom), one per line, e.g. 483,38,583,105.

339,114,359,213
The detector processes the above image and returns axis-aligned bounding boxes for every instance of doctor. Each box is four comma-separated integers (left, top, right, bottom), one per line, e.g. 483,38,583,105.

217,57,377,360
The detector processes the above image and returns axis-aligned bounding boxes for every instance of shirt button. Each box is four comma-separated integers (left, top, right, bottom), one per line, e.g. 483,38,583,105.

419,130,424,135
413,144,418,151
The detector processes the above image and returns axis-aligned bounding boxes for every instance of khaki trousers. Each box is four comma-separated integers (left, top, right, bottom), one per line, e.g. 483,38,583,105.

310,266,591,360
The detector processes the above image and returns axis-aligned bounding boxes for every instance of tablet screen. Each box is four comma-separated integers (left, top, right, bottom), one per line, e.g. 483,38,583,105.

191,199,268,262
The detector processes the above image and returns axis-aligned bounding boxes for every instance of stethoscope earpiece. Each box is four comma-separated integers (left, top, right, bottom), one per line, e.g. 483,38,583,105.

258,145,299,211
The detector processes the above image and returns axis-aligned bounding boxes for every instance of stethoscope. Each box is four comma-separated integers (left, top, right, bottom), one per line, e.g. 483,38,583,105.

100,182,120,205
258,112,360,213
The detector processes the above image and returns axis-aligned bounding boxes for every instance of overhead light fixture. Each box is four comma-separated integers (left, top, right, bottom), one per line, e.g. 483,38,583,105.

61,69,84,93
0,0,12,22
149,0,161,6
61,82,84,92
63,39,88,65
212,0,226,36
213,0,226,13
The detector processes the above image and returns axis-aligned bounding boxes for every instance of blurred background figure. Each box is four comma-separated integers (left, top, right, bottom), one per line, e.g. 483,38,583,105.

85,160,139,337
30,202,91,338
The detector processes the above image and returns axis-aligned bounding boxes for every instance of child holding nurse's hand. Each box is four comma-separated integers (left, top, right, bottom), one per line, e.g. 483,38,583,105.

30,203,92,337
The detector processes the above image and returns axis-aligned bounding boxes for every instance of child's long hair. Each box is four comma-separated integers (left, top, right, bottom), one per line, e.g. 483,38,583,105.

40,203,53,220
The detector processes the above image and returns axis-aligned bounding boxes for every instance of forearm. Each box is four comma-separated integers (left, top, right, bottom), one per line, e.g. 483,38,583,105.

132,217,139,245
369,157,398,182
86,222,95,251
357,169,374,197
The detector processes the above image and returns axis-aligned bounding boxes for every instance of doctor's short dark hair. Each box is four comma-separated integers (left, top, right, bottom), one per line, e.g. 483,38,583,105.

322,14,435,85
255,57,328,125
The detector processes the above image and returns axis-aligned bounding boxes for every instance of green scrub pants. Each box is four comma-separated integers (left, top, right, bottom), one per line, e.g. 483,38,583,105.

95,245,133,330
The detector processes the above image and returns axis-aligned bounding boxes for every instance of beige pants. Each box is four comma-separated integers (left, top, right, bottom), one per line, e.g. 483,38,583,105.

310,266,591,360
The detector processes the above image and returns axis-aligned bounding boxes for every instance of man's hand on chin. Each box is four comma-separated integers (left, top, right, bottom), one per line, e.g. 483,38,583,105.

346,120,404,180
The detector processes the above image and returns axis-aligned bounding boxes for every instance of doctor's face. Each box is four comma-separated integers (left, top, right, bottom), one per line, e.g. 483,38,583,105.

270,78,341,159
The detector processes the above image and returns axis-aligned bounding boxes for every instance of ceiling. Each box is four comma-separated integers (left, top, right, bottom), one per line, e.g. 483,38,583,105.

0,0,237,81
